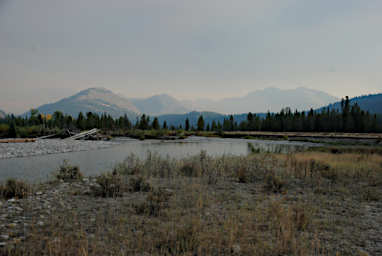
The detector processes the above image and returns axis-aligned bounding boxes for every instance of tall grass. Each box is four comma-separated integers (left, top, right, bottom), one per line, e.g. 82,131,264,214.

4,150,382,255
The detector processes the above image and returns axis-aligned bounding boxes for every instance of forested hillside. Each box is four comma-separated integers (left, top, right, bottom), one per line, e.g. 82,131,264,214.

323,93,382,114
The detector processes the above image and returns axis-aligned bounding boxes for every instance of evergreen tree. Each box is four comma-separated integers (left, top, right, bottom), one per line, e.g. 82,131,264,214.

211,120,217,131
185,118,190,131
76,112,86,130
8,122,18,138
197,115,205,131
152,117,160,130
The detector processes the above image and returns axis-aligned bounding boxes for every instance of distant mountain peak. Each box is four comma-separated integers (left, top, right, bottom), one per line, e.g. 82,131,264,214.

32,87,139,119
129,94,190,116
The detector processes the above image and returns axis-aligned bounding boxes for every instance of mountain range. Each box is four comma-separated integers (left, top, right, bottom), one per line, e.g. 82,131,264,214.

184,87,339,114
31,87,342,118
26,87,382,128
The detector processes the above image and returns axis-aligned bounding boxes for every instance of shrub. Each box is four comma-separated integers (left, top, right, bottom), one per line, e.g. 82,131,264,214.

265,172,286,193
56,160,83,181
237,166,255,183
247,142,261,154
94,172,125,198
362,188,381,202
290,204,311,231
0,179,30,199
134,188,172,216
180,162,200,177
129,176,152,192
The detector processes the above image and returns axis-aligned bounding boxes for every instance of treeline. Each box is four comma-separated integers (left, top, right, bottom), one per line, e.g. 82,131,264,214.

0,96,381,138
202,97,380,133
0,111,171,138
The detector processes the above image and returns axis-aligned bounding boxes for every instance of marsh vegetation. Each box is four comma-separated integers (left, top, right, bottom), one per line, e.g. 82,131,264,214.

0,148,381,255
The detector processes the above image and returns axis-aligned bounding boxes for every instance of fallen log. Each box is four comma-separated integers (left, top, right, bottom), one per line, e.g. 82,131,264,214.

0,138,36,143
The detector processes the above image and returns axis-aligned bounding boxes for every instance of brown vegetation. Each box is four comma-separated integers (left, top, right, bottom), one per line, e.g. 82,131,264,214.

1,150,382,255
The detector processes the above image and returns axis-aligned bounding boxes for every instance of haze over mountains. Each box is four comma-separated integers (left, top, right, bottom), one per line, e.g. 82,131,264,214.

27,87,344,119
129,95,189,116
185,87,338,114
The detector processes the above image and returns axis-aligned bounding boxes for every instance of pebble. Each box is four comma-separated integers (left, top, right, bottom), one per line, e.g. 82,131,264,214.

7,199,16,203
7,223,16,228
1,235,9,240
0,139,118,160
14,207,23,212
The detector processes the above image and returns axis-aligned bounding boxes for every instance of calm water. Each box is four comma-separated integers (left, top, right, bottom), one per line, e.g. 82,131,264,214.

0,137,318,183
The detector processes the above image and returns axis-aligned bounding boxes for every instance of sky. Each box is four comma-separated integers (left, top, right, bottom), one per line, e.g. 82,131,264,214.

1,0,382,114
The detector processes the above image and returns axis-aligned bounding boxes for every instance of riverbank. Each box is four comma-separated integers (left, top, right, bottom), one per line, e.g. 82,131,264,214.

0,151,381,255
0,139,119,159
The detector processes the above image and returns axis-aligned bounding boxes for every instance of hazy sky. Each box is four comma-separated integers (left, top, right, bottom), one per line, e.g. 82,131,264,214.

1,0,382,113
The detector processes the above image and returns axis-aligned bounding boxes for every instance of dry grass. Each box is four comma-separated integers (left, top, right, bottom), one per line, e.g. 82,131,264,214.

0,179,31,199
55,160,84,182
2,150,382,255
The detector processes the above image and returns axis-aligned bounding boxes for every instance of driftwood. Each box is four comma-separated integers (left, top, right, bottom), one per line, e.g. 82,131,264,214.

0,138,36,143
65,128,99,140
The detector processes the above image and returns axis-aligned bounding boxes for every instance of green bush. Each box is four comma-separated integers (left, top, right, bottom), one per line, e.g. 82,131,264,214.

0,179,30,199
56,160,83,181
0,124,9,137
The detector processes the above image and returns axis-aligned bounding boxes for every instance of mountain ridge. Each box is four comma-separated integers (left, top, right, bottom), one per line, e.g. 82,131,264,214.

185,87,339,114
28,86,343,120
130,94,190,116
33,88,139,119
320,93,382,114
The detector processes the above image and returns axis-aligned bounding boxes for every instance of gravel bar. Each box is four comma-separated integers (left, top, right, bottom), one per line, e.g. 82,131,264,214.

0,139,120,159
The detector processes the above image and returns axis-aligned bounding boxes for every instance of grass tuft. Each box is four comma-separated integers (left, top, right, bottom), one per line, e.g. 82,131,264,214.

56,160,83,181
0,179,30,199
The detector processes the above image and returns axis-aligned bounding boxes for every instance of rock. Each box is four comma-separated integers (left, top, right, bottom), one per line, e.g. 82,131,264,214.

35,191,43,196
7,198,16,203
1,235,9,240
14,207,23,212
0,242,6,247
37,221,44,226
7,223,16,228
232,244,241,254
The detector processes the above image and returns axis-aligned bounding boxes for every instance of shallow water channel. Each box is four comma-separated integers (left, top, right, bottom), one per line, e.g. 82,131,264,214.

0,137,319,183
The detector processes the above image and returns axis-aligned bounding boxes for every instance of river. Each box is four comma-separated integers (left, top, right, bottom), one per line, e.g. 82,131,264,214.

0,137,319,183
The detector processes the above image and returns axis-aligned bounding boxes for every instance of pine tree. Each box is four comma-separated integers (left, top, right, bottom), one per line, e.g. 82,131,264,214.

185,118,190,131
197,115,205,131
8,122,18,138
152,117,160,130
